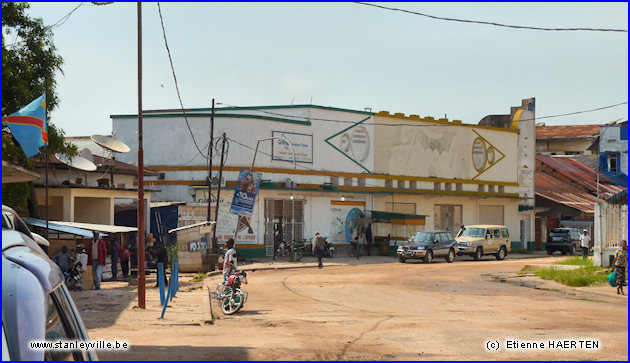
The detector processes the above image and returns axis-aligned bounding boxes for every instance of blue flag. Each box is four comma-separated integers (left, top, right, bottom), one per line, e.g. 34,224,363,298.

2,94,48,158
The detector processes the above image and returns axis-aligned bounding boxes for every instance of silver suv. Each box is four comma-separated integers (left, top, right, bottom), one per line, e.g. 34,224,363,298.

2,205,97,360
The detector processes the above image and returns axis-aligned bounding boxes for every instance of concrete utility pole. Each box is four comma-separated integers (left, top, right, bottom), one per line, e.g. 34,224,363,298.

207,99,215,222
213,133,227,247
137,2,146,309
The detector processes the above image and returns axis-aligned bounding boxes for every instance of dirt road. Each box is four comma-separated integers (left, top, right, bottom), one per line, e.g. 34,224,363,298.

73,256,627,361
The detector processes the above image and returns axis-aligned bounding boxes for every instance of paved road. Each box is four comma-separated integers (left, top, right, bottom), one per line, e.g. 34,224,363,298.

85,256,627,361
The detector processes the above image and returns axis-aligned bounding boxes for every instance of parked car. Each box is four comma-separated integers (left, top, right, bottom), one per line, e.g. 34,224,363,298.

546,228,582,255
397,231,458,263
456,225,511,261
2,205,97,361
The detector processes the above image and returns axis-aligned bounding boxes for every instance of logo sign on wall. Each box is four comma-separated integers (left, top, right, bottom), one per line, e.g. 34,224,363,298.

230,169,262,217
471,130,505,179
272,131,313,163
325,117,373,173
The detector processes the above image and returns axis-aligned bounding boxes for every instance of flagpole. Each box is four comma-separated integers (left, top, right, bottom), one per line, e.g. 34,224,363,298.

44,81,49,242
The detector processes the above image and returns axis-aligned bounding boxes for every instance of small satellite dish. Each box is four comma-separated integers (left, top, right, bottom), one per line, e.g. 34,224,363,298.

78,148,94,163
55,153,97,171
91,134,131,153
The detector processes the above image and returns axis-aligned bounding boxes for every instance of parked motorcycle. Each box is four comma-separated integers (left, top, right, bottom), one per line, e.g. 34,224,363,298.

323,241,336,258
64,262,83,291
216,271,248,315
274,241,306,261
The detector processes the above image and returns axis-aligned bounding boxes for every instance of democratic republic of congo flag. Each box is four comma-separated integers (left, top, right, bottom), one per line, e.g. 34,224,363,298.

2,94,48,158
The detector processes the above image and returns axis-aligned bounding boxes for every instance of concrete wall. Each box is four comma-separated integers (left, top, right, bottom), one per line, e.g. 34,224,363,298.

535,139,594,155
594,202,628,267
600,125,628,176
74,197,111,224
35,168,135,189
513,98,536,249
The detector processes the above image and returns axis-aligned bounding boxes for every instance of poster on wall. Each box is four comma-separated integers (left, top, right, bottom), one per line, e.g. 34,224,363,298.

272,131,313,163
230,169,262,216
329,201,365,244
216,202,257,244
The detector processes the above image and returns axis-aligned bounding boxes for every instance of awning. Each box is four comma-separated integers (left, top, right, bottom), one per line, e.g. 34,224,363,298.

52,221,137,233
23,218,105,238
2,161,41,184
368,211,428,225
168,221,215,234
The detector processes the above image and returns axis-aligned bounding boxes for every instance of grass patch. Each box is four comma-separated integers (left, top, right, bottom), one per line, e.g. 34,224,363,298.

192,272,206,283
554,256,594,266
533,266,608,287
510,248,532,254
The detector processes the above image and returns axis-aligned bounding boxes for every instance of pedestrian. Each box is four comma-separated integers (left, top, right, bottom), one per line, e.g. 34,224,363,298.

580,229,590,259
611,240,628,296
223,238,237,282
53,245,73,274
118,244,131,278
75,244,88,273
365,223,373,256
110,237,119,280
312,231,326,268
88,231,107,290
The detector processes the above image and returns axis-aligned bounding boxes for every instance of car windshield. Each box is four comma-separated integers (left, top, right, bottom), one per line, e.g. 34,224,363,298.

460,228,485,238
550,230,570,236
410,232,434,244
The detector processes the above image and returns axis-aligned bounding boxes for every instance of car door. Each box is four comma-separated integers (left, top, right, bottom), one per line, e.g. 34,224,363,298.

487,229,501,253
501,227,510,250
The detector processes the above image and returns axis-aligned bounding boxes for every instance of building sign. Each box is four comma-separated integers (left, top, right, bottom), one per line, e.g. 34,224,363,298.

471,129,506,179
329,200,366,244
230,169,262,217
325,117,373,173
272,131,313,163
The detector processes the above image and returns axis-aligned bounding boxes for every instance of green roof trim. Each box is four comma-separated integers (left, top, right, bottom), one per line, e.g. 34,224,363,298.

370,211,428,221
110,113,311,126
186,104,374,116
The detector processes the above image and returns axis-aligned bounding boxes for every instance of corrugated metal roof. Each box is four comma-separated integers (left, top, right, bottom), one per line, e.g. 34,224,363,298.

150,201,186,208
536,125,601,139
535,172,597,213
536,155,624,199
52,221,137,233
168,221,215,234
23,218,105,237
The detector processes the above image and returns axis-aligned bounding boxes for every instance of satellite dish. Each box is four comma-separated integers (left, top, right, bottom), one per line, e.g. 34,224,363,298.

91,134,131,153
78,148,94,163
55,153,97,171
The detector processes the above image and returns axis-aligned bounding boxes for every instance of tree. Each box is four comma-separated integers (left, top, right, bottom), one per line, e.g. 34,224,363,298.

2,2,76,213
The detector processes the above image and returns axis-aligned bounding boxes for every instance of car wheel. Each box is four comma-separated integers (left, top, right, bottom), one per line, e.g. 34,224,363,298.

570,245,576,255
423,250,433,263
495,246,506,260
398,256,406,263
547,249,553,255
445,249,455,263
561,249,568,256
473,247,482,261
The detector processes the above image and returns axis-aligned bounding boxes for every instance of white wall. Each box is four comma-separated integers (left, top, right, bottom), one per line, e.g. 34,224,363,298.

600,125,628,176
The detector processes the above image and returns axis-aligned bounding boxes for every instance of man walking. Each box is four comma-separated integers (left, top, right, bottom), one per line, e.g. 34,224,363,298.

223,238,237,282
312,231,326,269
118,243,131,278
365,223,373,256
53,245,73,274
580,229,590,259
88,231,107,290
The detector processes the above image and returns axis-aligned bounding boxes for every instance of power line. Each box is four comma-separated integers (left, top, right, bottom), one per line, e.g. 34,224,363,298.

354,2,628,33
156,2,209,159
216,101,628,127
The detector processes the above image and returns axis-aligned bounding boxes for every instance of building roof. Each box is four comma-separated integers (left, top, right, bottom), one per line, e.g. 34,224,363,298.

23,218,106,238
536,155,624,199
535,171,598,213
52,221,138,233
34,154,159,177
535,125,601,140
2,161,41,184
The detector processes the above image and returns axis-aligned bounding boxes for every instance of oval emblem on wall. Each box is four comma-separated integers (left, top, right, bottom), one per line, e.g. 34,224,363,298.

351,126,370,162
472,137,486,172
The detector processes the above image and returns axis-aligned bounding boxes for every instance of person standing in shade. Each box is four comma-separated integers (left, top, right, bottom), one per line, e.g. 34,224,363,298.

223,238,237,282
53,245,73,274
580,229,590,259
74,244,88,274
611,240,628,296
312,231,326,269
88,231,107,290
110,237,119,280
118,244,131,278
365,223,373,256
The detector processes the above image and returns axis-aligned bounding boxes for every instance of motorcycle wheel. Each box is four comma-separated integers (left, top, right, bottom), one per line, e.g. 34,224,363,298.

221,291,244,315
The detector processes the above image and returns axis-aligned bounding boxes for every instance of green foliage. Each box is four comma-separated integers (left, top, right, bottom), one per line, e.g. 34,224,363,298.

533,266,608,287
193,273,206,283
554,256,595,267
1,182,30,210
167,243,178,266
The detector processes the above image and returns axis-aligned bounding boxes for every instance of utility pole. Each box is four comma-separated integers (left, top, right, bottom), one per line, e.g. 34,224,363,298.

136,2,146,309
213,133,227,247
207,99,215,221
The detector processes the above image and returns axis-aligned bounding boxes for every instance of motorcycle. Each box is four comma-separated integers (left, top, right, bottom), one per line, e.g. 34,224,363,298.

323,241,336,258
64,262,83,291
216,271,248,315
274,241,306,261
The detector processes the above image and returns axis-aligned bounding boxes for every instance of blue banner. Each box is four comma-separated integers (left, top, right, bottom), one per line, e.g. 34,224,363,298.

230,169,262,216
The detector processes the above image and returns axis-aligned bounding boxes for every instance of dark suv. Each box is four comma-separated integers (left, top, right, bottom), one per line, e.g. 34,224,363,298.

397,231,458,263
546,228,581,255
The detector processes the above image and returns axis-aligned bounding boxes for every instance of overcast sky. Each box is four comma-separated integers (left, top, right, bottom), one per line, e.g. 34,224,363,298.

22,2,629,137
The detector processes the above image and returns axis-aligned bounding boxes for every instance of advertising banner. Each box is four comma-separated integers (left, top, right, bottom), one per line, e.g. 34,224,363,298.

329,201,365,244
230,169,262,217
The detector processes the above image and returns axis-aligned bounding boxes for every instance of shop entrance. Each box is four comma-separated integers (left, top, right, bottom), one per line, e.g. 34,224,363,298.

264,199,304,257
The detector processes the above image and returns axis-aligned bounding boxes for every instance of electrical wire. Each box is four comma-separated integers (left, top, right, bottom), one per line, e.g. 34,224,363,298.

157,2,209,159
354,2,628,33
216,101,628,127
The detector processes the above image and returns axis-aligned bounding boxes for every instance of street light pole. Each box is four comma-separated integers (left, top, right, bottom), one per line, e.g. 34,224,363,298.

136,1,146,309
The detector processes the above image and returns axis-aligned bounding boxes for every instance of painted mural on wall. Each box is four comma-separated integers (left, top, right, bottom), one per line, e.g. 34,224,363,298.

325,117,373,173
329,201,365,244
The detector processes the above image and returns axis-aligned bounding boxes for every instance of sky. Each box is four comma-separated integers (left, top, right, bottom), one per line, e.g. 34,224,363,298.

18,2,629,137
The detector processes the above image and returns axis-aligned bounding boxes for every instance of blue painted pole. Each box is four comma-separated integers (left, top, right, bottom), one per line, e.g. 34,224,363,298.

160,276,172,319
158,262,165,306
